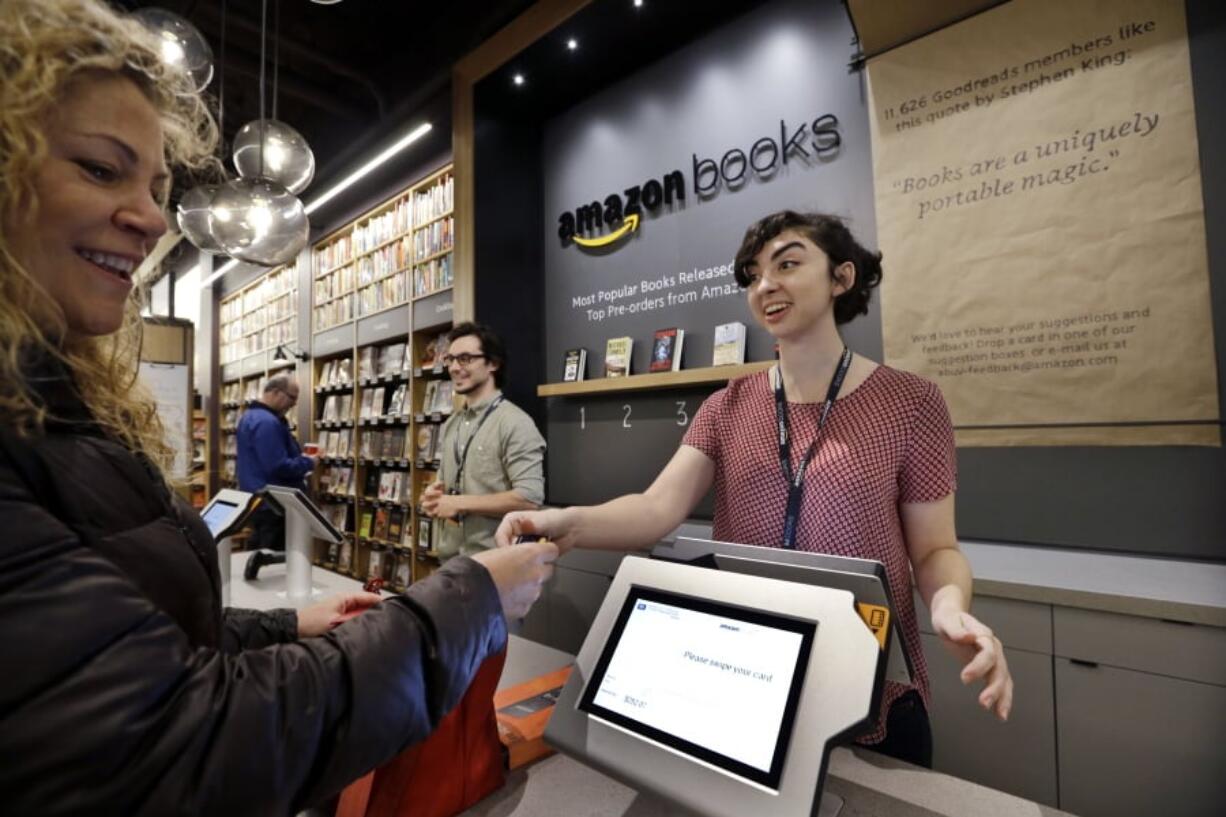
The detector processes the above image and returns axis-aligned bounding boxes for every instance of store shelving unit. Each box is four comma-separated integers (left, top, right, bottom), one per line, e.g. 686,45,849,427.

305,164,457,588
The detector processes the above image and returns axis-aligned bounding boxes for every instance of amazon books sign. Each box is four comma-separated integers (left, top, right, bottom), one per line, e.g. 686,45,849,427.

556,114,841,249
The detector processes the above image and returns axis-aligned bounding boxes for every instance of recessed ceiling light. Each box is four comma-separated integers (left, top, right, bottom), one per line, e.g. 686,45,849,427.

633,0,644,8
567,38,579,51
513,73,526,86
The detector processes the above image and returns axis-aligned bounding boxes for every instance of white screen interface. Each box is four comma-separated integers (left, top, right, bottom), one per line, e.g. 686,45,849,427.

201,500,239,537
579,589,814,789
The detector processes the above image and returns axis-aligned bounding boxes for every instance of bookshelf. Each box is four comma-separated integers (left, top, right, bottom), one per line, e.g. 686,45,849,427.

311,167,454,334
218,265,297,366
311,331,455,589
301,165,458,588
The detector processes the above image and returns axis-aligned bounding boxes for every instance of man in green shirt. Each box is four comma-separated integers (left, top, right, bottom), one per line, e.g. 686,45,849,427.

421,322,546,558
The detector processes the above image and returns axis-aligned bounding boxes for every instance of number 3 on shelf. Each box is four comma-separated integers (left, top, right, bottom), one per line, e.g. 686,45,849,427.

676,401,688,427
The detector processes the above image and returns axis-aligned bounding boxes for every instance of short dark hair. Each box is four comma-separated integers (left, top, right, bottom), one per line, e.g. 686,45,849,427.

446,321,506,387
733,211,883,325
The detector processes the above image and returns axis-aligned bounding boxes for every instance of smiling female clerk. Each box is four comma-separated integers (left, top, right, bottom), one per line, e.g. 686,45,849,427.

498,210,1013,767
0,1,555,814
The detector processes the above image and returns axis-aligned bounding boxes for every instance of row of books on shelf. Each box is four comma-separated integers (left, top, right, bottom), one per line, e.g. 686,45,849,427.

222,408,239,427
359,342,408,379
356,239,413,286
314,295,354,330
327,537,414,588
414,175,453,224
314,265,355,302
220,383,242,404
563,322,747,382
413,256,453,297
413,218,453,259
357,272,409,316
354,199,412,254
318,357,353,388
313,235,353,277
360,428,409,461
222,436,237,456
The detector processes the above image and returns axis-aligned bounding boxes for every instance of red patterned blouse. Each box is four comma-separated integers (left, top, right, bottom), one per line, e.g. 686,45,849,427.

681,364,957,744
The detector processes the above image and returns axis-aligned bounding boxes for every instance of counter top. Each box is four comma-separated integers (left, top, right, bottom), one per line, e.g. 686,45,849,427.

655,523,1226,627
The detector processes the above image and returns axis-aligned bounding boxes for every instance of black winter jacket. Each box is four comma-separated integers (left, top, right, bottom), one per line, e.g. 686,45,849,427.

0,364,507,816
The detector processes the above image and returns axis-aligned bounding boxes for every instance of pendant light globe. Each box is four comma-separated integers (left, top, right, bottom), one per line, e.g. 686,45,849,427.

176,184,225,253
209,177,309,266
132,8,215,92
233,119,316,194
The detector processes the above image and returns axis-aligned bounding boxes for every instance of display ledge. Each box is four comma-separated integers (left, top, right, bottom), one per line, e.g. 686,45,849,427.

221,401,241,409
359,415,410,426
358,373,409,387
415,245,454,266
414,457,442,471
359,457,412,469
361,498,412,509
413,366,448,379
315,419,355,429
415,207,454,231
318,492,355,503
358,536,408,549
315,383,355,395
320,456,355,464
537,361,773,397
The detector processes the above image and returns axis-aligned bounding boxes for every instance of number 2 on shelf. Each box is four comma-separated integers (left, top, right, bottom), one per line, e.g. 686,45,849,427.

676,401,688,427
622,404,632,429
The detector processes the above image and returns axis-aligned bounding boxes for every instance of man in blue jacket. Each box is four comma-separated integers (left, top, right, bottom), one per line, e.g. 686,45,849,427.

237,374,316,579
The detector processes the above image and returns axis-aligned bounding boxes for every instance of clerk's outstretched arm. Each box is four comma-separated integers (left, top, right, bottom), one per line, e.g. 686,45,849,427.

496,444,714,553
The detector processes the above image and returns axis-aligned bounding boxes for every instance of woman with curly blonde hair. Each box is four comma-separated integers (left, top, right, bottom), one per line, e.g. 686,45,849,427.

0,1,557,814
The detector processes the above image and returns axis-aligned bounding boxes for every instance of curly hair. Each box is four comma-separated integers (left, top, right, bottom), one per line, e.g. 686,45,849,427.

0,0,218,469
733,211,883,326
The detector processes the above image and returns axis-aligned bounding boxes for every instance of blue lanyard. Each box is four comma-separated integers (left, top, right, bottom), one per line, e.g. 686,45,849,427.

450,394,505,492
773,347,852,550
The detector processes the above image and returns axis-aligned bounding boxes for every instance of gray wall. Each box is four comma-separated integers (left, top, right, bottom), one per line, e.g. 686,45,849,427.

535,0,1225,560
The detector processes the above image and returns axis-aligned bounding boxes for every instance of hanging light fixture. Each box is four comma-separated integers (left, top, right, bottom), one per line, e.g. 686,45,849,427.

132,8,215,92
212,0,310,266
233,119,315,194
172,0,228,255
175,183,224,252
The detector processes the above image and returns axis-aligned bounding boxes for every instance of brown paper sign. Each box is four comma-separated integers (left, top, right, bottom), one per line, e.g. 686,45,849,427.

867,0,1219,446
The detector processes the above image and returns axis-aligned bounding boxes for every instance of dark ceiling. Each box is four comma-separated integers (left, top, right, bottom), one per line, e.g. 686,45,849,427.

118,0,538,196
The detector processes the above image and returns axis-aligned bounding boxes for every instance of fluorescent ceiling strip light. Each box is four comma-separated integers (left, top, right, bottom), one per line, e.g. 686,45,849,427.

197,121,432,290
305,122,433,214
199,258,239,290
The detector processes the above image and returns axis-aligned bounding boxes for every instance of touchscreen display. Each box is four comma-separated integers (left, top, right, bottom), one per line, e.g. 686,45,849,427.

201,500,239,537
579,587,814,790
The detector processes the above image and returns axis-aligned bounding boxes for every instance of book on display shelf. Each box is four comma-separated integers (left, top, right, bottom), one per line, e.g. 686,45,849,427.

320,360,335,387
649,328,684,373
373,507,391,541
604,336,633,378
360,390,376,419
562,348,587,382
387,384,407,416
337,358,353,385
358,509,374,539
431,381,455,415
393,552,412,588
358,347,377,381
380,343,406,376
388,506,406,540
416,425,439,461
417,518,433,553
712,321,746,366
420,381,438,415
367,546,387,581
338,539,354,573
339,394,353,418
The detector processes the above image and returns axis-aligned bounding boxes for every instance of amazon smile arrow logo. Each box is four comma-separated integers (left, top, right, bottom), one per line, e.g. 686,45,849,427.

572,213,639,248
